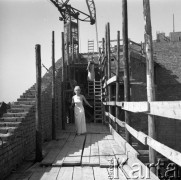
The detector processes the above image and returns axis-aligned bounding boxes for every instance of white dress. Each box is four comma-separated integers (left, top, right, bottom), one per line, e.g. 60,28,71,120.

73,95,87,134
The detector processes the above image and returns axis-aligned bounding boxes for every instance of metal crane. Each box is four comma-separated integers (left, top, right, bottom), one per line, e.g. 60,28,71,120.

49,0,96,25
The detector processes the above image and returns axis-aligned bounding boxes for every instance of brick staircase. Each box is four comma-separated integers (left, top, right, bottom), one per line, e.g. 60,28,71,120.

0,85,36,178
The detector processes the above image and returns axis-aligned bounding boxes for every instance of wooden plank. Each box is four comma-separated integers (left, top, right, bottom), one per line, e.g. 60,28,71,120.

123,101,149,113
56,132,70,140
149,101,181,120
41,149,61,166
147,136,181,167
105,112,115,122
40,167,60,180
89,134,100,166
52,133,77,166
35,44,43,161
67,133,76,141
52,143,70,166
98,138,116,167
105,112,125,127
109,124,138,157
106,76,117,86
73,166,94,180
29,167,49,180
103,101,115,106
125,124,147,145
57,167,74,180
93,167,109,180
41,139,67,166
62,135,85,166
115,117,125,127
82,134,92,166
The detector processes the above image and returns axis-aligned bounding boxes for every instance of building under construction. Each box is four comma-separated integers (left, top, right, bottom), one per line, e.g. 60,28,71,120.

0,0,181,179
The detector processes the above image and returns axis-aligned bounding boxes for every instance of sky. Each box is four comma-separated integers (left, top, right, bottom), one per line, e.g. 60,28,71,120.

0,0,181,103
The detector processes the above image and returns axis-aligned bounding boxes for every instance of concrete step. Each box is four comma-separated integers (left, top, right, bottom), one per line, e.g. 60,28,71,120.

0,122,21,127
3,112,28,117
7,108,29,113
0,127,17,134
0,117,25,122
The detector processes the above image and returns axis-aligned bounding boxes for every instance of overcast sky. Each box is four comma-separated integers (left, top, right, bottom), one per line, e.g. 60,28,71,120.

0,0,181,102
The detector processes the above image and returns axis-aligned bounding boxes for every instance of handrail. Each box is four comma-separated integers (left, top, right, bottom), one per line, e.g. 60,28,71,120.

103,101,181,120
104,109,181,166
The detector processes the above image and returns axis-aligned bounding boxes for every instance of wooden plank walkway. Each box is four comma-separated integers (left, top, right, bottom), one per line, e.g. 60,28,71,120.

6,123,159,180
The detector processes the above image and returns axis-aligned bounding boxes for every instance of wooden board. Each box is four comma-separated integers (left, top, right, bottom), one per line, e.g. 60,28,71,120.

62,135,85,166
89,134,100,166
28,167,49,180
41,139,67,166
149,101,181,120
73,166,94,180
52,133,77,166
93,167,109,180
81,134,92,165
98,137,116,167
56,167,74,180
39,167,60,180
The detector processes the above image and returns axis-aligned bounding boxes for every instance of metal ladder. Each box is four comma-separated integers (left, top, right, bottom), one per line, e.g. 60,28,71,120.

94,80,103,123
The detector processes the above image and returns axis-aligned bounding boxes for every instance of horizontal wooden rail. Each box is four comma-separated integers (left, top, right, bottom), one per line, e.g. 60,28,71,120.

149,101,181,120
103,75,117,88
103,101,181,120
103,101,115,106
106,110,181,166
105,111,125,127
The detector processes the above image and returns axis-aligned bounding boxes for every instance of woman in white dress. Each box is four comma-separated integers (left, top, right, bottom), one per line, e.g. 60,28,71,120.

72,86,93,135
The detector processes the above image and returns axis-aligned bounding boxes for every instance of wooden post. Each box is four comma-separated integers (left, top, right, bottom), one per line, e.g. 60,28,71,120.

35,44,43,161
104,24,108,123
115,31,120,132
122,0,131,144
52,31,56,139
107,23,112,125
102,38,105,124
61,32,65,130
143,0,156,167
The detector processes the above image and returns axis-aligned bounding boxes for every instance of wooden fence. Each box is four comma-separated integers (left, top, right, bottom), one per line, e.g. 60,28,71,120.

100,25,181,167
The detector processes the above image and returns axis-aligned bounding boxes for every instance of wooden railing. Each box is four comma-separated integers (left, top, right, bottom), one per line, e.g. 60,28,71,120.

102,77,181,167
100,22,181,170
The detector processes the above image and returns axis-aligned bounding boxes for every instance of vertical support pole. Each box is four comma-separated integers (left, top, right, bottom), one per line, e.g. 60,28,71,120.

102,38,105,124
107,23,112,125
52,31,56,140
77,18,79,60
35,44,43,161
104,24,108,123
122,0,131,144
62,32,65,130
115,31,120,132
143,0,156,167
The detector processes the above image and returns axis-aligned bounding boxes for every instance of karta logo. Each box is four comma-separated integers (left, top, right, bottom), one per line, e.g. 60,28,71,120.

108,155,181,180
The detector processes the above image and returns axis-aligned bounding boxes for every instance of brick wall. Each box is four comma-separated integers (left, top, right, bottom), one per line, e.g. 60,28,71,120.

153,42,181,152
129,46,181,152
0,59,63,179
